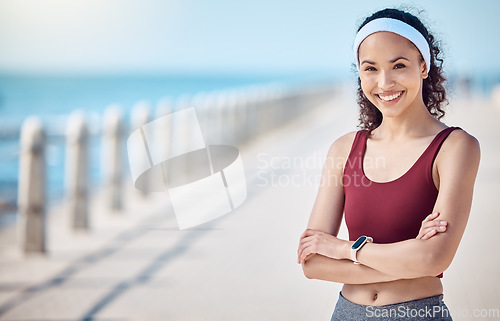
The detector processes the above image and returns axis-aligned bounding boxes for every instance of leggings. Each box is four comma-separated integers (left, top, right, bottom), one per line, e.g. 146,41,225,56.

331,292,453,321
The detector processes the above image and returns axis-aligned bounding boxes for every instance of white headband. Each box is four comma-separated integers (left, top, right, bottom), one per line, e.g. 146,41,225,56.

354,17,431,73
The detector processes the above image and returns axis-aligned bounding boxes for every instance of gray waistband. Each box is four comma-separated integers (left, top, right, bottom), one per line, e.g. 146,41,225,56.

339,292,444,309
331,292,452,321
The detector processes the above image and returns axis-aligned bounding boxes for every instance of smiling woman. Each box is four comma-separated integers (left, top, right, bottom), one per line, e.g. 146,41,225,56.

297,8,480,321
358,31,428,120
355,11,447,131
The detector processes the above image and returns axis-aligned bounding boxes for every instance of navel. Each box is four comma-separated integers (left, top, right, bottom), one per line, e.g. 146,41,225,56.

372,291,379,301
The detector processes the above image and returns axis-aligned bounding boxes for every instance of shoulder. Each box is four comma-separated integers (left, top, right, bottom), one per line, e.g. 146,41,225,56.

327,131,359,158
323,131,359,171
437,128,480,174
442,128,480,158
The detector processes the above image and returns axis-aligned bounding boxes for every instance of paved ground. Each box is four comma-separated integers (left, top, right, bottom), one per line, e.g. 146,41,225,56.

0,89,499,321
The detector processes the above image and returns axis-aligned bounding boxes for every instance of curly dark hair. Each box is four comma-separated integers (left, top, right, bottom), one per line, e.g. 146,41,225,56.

355,8,448,131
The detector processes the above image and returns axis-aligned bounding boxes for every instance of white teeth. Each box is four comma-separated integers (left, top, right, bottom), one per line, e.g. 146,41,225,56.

378,92,402,101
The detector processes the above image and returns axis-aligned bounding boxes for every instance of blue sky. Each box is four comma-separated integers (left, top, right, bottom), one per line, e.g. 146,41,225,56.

0,0,498,78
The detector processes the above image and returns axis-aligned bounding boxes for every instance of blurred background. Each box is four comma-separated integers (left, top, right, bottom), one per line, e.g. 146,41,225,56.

0,0,499,320
1,0,499,216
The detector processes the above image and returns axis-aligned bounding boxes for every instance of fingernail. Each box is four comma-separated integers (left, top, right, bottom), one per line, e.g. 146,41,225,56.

440,221,447,225
439,226,445,230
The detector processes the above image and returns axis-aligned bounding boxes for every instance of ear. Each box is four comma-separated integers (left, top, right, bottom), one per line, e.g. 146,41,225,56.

421,61,429,79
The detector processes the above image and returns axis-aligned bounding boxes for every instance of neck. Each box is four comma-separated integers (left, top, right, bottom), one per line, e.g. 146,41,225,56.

374,100,439,140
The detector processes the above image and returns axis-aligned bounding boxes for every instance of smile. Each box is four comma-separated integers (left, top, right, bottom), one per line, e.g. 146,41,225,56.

376,91,404,102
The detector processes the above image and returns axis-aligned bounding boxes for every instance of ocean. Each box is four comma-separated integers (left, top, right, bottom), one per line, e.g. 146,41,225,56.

0,73,315,225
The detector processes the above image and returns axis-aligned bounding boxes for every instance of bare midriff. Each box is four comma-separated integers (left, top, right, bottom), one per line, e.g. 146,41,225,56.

341,277,443,306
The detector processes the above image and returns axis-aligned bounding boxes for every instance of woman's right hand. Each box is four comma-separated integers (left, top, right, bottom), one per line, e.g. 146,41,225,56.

416,212,448,240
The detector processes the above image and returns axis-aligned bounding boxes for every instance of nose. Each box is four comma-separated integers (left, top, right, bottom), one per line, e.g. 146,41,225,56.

378,70,395,90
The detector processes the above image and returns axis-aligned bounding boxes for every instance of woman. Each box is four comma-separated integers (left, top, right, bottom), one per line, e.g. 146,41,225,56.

297,8,480,321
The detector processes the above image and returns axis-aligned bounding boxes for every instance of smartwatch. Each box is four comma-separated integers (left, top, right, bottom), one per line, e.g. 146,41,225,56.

350,235,373,264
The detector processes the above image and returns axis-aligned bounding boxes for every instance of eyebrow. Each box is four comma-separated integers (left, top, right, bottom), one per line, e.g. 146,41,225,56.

360,56,410,65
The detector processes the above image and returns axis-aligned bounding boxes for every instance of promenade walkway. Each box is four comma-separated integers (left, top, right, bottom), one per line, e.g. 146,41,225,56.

0,90,498,321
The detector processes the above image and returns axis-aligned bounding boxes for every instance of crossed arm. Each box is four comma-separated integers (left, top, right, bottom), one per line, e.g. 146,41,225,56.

297,130,480,284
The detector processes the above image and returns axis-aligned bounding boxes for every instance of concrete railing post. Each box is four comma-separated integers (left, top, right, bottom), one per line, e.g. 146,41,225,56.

156,97,172,118
192,92,208,141
152,99,172,190
244,89,257,141
102,105,124,211
492,84,500,109
213,92,226,143
131,101,151,196
223,92,234,142
255,87,266,136
232,91,246,145
261,87,273,133
275,87,287,125
66,111,89,231
155,97,172,173
18,117,46,254
201,92,217,145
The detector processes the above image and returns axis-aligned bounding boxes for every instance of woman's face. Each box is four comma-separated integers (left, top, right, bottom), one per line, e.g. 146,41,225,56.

358,31,428,119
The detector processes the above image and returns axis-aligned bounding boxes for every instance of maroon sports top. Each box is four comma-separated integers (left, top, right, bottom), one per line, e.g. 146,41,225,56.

342,126,461,278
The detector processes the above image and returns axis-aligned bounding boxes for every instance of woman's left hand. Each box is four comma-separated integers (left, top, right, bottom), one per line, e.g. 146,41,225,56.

297,229,351,264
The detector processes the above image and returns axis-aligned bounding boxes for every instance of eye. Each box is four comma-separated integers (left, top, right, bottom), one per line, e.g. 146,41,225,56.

364,66,376,72
394,63,406,69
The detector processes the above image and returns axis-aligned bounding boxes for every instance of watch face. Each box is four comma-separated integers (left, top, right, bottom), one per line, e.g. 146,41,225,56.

352,236,367,249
